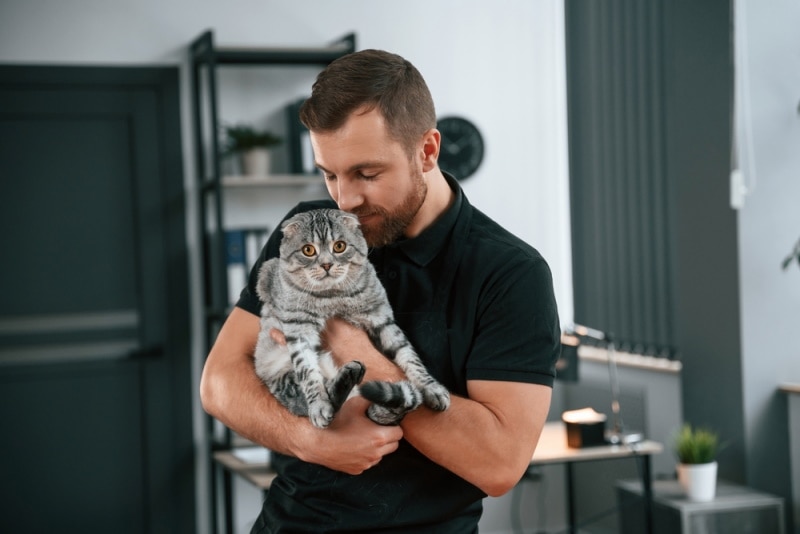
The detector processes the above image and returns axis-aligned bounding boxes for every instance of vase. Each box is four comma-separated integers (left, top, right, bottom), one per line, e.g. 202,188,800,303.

677,461,718,501
240,148,270,176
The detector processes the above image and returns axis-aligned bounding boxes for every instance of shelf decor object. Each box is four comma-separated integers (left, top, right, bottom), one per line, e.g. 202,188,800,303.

674,424,720,502
222,123,282,176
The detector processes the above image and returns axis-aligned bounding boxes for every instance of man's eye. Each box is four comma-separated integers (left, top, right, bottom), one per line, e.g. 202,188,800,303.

358,171,377,180
302,245,316,257
323,173,336,181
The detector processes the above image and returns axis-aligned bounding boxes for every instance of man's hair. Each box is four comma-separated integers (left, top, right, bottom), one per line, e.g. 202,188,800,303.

299,49,436,155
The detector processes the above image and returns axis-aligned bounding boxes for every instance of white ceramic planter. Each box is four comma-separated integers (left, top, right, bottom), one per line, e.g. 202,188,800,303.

240,148,270,176
677,461,718,501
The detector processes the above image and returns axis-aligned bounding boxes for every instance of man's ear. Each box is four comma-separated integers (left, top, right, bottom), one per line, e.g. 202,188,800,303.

420,128,441,173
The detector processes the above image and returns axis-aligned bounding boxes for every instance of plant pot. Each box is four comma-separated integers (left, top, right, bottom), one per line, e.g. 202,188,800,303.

240,148,270,176
677,461,718,501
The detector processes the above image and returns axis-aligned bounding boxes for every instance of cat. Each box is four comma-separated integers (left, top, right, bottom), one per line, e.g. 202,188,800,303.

253,208,450,428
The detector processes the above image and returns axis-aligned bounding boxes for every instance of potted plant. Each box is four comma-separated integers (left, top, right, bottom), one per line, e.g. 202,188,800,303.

223,123,282,176
674,424,719,501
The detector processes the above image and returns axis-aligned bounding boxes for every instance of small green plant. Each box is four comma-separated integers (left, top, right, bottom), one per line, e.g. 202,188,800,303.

223,124,282,153
674,424,719,464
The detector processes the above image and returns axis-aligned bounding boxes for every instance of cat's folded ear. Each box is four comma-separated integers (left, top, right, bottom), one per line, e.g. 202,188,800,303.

280,214,304,238
339,211,361,229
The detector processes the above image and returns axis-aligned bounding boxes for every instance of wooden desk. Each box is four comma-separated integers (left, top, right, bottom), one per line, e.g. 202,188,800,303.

213,422,663,534
532,422,663,534
213,448,275,490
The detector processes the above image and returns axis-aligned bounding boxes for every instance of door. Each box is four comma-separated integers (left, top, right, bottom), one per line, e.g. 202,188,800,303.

0,66,194,533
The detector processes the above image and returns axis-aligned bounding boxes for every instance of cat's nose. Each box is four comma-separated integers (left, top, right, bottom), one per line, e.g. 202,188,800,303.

321,263,333,272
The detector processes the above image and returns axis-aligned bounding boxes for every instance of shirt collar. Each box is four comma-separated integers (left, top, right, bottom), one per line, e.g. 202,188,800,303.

383,172,463,267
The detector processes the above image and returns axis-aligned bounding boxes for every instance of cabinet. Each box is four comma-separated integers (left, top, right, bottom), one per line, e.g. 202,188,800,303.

188,29,356,533
617,479,785,534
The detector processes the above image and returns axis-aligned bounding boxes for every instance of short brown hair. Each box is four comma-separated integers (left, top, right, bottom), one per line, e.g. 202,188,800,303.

299,49,436,155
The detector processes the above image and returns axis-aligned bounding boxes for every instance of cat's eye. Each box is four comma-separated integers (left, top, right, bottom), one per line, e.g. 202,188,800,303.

332,240,347,253
302,244,316,257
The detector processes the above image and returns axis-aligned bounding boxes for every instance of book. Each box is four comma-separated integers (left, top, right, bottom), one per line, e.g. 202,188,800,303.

225,227,270,304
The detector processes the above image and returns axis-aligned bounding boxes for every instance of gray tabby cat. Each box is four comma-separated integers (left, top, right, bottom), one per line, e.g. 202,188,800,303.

253,208,450,428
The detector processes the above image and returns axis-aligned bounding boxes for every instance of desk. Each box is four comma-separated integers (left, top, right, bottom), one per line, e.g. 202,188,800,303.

213,422,662,534
213,449,275,490
532,422,663,534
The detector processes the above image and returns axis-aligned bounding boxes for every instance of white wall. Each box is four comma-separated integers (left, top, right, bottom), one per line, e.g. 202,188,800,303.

734,0,800,529
0,2,572,533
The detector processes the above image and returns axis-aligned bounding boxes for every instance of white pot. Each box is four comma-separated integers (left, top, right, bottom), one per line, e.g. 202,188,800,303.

677,461,718,501
240,148,270,176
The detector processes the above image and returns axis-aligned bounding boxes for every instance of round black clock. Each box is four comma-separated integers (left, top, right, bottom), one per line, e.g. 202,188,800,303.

436,116,484,181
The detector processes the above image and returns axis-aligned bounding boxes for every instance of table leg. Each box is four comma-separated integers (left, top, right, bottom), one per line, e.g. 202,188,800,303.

642,455,653,534
223,469,234,534
566,462,576,534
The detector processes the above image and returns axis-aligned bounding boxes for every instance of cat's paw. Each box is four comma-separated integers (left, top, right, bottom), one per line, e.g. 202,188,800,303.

366,404,407,426
421,382,450,411
307,400,335,429
341,360,366,384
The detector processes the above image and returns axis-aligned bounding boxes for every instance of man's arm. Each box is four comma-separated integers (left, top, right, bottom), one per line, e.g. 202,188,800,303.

323,318,552,497
199,307,403,475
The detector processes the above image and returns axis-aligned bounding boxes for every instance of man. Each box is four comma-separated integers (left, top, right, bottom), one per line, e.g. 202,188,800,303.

200,49,561,533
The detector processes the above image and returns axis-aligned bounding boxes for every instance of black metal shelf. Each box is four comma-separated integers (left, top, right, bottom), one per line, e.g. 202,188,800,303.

188,28,356,534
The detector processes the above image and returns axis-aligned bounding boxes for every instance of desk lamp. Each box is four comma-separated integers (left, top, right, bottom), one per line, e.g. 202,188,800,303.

567,323,644,445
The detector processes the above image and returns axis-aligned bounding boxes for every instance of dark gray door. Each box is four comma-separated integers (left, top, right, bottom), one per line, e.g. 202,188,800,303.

0,67,194,533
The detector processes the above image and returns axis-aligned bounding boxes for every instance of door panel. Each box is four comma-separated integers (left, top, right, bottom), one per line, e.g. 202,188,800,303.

0,67,193,533
0,361,145,534
1,111,138,315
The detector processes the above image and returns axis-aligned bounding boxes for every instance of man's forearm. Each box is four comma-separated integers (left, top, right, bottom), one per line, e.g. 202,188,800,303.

401,382,551,497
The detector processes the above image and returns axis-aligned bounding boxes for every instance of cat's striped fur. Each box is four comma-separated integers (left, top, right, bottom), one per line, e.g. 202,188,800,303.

253,209,450,428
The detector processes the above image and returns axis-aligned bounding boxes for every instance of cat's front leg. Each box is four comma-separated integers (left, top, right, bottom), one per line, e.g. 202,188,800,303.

394,351,451,412
367,322,451,412
287,337,336,428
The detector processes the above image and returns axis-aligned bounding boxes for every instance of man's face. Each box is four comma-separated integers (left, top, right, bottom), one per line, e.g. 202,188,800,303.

310,108,427,248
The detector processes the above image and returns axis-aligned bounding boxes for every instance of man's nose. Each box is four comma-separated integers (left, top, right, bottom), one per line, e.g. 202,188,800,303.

333,179,364,212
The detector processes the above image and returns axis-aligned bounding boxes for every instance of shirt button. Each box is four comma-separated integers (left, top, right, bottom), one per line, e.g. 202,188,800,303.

388,271,397,280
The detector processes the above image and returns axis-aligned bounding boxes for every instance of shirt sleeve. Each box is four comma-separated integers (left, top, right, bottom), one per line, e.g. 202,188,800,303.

465,253,562,387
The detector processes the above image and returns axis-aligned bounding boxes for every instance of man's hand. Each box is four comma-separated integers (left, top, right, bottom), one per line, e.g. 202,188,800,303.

269,328,287,345
300,395,403,475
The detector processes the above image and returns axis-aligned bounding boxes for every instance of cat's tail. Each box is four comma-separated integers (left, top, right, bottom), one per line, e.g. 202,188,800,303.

359,380,422,410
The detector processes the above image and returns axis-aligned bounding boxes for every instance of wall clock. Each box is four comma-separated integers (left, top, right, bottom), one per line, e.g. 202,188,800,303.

436,116,484,181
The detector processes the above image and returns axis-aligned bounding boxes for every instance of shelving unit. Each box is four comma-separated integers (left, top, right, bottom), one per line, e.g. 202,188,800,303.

188,29,356,534
221,174,322,188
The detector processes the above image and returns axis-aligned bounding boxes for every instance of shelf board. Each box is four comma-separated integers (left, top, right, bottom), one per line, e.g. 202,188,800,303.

215,44,352,65
190,30,355,67
222,174,324,188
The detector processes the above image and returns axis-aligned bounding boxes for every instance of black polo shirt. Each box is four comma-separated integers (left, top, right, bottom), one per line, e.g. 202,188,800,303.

238,175,561,533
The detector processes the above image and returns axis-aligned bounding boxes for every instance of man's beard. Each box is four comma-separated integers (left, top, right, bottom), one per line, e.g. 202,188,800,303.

354,169,427,248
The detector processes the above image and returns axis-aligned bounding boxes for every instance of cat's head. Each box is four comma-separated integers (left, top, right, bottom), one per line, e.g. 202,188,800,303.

278,209,369,289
